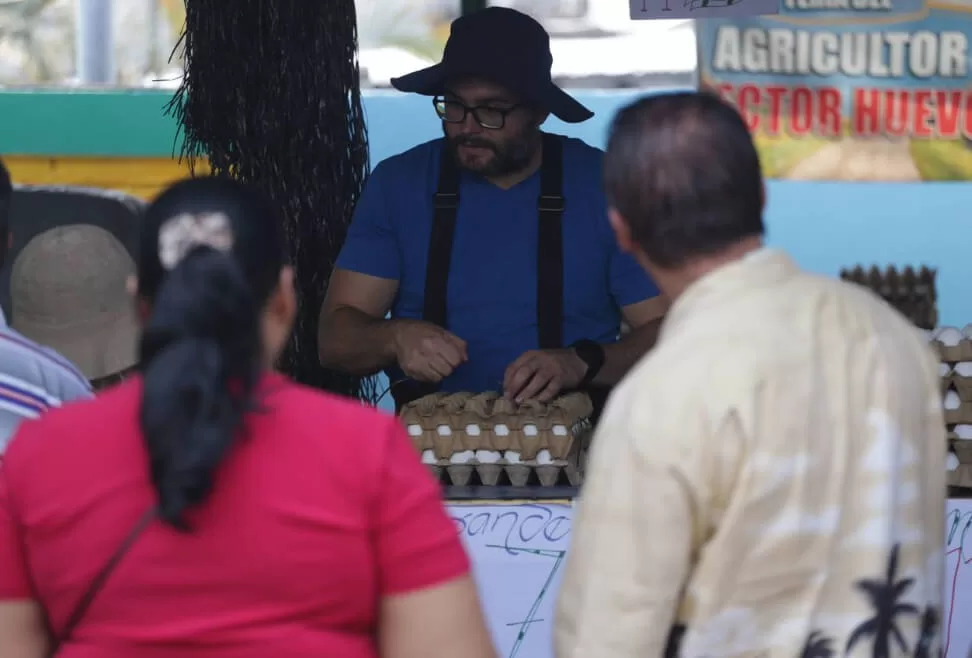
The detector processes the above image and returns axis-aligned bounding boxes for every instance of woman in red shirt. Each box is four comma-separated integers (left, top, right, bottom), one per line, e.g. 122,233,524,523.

0,177,495,658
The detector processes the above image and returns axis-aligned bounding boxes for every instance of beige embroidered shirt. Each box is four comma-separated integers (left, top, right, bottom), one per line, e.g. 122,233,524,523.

555,249,946,658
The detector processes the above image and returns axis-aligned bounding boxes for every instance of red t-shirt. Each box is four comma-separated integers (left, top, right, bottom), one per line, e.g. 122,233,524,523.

0,373,469,658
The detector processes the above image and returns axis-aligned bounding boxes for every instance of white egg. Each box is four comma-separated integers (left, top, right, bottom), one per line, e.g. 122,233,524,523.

494,424,510,436
940,362,953,377
956,362,972,377
465,424,481,436
436,425,452,436
475,450,502,463
536,449,553,465
504,450,521,464
552,424,568,436
523,424,538,437
449,450,474,464
947,452,960,471
407,424,423,437
421,449,436,464
956,425,972,440
937,327,962,346
945,390,961,410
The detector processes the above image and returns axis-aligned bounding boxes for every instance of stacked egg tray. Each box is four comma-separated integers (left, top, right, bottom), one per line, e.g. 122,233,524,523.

398,392,594,487
841,265,938,330
929,326,972,489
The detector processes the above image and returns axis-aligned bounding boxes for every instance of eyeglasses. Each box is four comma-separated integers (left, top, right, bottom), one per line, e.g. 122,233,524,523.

433,96,521,130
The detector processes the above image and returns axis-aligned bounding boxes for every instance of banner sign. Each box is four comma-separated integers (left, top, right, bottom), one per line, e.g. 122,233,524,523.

696,1,972,181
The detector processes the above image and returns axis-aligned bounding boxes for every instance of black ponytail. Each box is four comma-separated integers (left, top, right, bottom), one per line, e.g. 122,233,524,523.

138,246,263,530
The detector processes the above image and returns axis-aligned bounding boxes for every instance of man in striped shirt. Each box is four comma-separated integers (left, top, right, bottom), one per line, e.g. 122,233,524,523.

0,160,93,450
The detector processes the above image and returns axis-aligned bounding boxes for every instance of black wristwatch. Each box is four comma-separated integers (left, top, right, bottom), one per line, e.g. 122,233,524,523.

569,339,605,388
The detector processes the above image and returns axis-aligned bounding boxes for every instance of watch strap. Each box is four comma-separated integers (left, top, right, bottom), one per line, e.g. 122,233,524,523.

569,339,605,388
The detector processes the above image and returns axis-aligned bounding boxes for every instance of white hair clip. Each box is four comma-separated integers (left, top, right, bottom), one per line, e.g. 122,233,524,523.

158,211,235,270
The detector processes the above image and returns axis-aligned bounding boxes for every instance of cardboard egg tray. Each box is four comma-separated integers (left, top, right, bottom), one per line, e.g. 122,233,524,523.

398,391,594,487
929,326,972,489
840,265,937,330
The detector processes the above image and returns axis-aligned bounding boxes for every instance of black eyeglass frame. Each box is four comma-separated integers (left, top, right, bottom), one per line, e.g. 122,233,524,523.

433,96,522,130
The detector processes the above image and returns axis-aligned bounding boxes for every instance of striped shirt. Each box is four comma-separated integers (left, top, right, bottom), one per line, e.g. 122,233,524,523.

0,309,93,451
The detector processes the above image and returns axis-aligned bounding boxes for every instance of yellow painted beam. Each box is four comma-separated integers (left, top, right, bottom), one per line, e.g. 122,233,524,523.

4,156,211,200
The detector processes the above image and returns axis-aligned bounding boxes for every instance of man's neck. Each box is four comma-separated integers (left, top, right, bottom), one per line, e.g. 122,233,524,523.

485,135,544,190
655,237,764,302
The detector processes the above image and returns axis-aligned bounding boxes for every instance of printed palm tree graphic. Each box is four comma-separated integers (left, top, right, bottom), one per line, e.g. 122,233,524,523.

912,605,939,658
846,544,920,658
800,630,835,658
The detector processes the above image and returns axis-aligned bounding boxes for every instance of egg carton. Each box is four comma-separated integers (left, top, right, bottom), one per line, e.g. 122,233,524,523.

929,326,972,363
943,390,972,424
425,447,589,487
399,391,594,486
840,265,937,329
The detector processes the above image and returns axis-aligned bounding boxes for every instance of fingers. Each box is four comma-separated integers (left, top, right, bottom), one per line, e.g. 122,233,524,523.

504,353,539,399
534,376,562,403
504,351,567,402
514,370,554,403
440,330,469,361
435,339,466,370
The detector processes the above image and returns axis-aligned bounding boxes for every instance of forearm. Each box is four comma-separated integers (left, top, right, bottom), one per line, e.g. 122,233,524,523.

593,318,662,386
318,306,399,376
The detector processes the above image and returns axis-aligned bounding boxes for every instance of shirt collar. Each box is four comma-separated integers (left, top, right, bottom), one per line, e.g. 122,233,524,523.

659,247,798,340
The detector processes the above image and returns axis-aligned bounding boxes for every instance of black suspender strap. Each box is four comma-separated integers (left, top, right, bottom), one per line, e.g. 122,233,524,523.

392,145,461,411
536,133,565,350
422,146,461,328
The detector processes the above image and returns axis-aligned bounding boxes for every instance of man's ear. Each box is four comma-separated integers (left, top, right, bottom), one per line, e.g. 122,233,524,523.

608,207,635,254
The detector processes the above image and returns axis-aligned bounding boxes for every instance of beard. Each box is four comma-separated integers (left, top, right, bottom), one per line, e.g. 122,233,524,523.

444,125,539,178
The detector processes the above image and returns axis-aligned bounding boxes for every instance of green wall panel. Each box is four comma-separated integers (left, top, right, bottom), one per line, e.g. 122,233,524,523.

0,90,182,157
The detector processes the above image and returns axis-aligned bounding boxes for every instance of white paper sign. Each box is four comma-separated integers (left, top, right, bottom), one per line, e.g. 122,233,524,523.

629,0,779,19
946,499,972,658
449,503,572,658
451,499,972,658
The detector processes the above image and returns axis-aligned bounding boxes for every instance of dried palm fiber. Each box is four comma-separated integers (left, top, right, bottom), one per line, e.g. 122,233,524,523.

166,0,378,402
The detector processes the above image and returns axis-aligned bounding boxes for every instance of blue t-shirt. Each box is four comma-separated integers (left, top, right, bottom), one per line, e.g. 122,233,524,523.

335,134,660,393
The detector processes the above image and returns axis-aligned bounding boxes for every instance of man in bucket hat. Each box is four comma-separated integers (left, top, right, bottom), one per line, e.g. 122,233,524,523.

0,160,92,450
320,7,666,414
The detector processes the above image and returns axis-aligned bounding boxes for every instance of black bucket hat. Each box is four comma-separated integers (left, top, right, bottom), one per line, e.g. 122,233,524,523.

390,7,594,124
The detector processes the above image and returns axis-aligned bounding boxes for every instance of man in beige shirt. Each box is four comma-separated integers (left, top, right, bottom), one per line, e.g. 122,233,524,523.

555,92,946,658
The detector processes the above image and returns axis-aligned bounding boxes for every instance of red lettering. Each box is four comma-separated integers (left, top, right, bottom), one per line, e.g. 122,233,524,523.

935,91,961,139
789,88,813,136
911,90,933,139
853,88,881,137
764,86,787,136
884,90,908,137
964,92,972,139
817,87,841,137
737,85,761,133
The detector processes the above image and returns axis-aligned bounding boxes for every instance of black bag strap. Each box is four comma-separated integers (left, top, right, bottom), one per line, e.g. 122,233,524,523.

49,506,157,655
536,132,565,350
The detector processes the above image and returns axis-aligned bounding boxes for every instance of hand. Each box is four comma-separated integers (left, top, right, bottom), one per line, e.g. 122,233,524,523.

503,349,588,403
393,319,468,383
